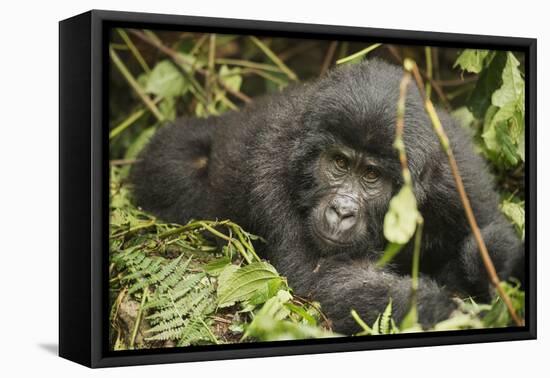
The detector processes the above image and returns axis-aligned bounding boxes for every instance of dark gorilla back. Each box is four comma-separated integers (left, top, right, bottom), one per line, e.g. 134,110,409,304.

132,59,524,333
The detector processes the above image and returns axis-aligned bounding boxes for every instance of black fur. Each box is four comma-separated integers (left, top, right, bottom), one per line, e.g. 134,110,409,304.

132,59,524,334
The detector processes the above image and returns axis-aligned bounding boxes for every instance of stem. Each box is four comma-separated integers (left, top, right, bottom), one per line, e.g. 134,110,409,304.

411,218,423,292
395,71,413,186
199,222,252,264
351,309,372,335
405,59,524,327
215,58,282,73
157,220,229,239
425,47,433,100
240,68,288,87
109,46,165,122
320,41,338,75
408,216,424,324
109,96,162,140
190,34,208,56
388,47,451,110
129,288,148,349
200,318,219,345
109,108,146,140
117,29,150,73
336,43,382,65
249,36,298,81
207,34,216,103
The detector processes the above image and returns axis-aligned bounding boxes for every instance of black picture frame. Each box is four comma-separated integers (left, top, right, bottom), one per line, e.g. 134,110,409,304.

59,9,537,368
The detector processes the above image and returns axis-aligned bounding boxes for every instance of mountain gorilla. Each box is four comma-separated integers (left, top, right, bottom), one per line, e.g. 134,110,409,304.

132,59,524,334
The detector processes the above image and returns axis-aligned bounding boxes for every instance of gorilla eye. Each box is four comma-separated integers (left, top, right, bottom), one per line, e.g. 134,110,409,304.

333,155,349,171
364,166,380,182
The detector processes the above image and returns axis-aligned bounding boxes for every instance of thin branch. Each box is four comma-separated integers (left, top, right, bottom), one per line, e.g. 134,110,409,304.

239,68,288,87
434,76,478,87
294,294,333,330
278,40,319,62
320,41,338,76
394,69,423,327
388,46,451,110
109,46,165,122
129,288,148,349
336,43,382,65
206,33,217,103
395,71,413,185
425,47,433,100
405,59,524,327
215,58,282,73
249,36,298,81
109,96,163,140
129,29,252,104
117,29,151,73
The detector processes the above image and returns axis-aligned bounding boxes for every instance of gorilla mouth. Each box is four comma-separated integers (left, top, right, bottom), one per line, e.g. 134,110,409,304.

312,226,353,247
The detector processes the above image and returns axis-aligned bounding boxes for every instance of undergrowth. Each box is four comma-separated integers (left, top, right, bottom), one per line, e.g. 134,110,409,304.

110,166,524,350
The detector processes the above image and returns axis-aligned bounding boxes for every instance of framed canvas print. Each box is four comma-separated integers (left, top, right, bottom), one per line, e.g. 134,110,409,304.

59,10,536,368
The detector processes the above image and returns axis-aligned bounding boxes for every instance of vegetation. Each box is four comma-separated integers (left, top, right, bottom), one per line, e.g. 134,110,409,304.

109,29,525,349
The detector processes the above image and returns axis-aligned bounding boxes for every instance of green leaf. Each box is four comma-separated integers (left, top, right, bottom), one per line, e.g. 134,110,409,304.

383,185,420,244
203,257,232,276
451,106,475,130
453,49,490,74
248,278,286,306
379,298,394,334
495,122,519,165
217,262,281,308
500,198,525,240
243,290,337,341
492,52,524,108
217,264,239,291
219,65,242,92
479,52,525,167
159,96,176,121
482,281,525,327
400,302,418,330
284,302,317,326
145,60,188,98
482,103,524,166
467,51,507,119
433,313,484,331
376,242,404,267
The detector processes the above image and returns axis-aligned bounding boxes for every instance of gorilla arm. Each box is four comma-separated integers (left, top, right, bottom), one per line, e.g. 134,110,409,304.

268,239,456,334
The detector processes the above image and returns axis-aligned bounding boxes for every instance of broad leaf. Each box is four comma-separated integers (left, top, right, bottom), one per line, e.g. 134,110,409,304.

219,65,242,92
145,60,188,98
467,51,507,119
492,52,524,107
383,185,420,244
217,262,281,307
501,198,525,240
454,49,490,73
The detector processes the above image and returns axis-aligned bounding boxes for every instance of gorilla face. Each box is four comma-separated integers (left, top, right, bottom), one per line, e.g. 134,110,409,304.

310,145,393,253
293,64,413,256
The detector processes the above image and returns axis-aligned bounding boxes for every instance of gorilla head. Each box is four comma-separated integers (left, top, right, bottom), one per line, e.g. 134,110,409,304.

286,61,439,258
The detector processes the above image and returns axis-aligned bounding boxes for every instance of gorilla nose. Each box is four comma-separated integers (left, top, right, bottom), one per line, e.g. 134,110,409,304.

325,197,358,231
